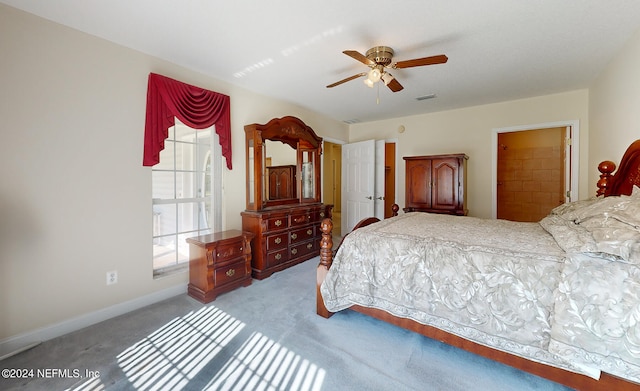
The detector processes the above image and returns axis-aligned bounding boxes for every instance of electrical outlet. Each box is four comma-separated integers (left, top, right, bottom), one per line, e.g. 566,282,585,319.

106,270,118,285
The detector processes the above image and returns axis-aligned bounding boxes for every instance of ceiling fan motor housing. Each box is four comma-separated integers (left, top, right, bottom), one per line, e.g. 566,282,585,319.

366,46,394,66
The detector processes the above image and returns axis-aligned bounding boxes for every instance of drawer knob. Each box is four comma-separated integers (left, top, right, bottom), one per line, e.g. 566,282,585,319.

307,243,313,249
320,212,325,217
291,248,298,255
275,219,282,227
291,233,298,240
307,229,312,235
226,269,235,277
275,237,281,244
275,253,282,260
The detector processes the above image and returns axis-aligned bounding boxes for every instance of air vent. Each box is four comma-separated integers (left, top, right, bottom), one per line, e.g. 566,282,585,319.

416,94,437,101
343,119,361,124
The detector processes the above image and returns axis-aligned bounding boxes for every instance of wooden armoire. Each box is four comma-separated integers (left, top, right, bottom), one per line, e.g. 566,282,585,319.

403,154,468,215
241,116,332,280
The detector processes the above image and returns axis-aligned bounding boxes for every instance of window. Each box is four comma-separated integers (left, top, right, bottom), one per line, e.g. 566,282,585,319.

152,119,222,276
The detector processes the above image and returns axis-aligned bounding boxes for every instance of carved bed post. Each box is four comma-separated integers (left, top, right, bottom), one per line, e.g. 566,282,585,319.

597,160,616,196
317,218,334,318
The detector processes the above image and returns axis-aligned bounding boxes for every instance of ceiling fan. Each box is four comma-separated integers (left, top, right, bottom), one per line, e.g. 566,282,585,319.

326,46,448,92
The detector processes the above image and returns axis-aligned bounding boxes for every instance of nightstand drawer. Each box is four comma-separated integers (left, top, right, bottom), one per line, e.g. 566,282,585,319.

290,226,315,244
214,259,248,287
213,241,245,264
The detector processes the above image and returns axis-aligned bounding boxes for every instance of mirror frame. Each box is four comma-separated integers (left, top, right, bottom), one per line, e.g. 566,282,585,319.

244,116,323,211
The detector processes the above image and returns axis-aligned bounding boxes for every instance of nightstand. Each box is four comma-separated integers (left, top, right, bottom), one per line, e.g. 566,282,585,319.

186,230,255,303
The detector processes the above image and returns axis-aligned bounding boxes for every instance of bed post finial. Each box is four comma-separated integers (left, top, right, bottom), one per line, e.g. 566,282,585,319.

597,160,616,196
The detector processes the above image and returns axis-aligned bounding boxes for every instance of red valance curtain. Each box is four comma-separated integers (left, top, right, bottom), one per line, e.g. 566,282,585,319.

143,73,232,169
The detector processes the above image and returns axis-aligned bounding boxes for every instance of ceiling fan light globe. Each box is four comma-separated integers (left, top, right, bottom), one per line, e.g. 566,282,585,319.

381,72,394,86
363,78,374,88
368,68,382,83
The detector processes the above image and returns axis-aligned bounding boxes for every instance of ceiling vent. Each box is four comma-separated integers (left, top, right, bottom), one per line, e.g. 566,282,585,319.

416,94,437,101
343,119,361,124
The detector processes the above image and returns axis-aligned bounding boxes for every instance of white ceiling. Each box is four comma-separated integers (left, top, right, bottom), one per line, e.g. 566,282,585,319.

4,0,640,124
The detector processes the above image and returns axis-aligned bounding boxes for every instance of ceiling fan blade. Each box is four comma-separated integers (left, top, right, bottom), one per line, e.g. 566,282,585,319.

393,54,448,69
326,72,367,88
343,50,374,66
386,78,404,92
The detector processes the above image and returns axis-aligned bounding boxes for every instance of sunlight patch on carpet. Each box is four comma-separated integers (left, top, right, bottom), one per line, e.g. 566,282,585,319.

204,331,325,390
66,305,325,390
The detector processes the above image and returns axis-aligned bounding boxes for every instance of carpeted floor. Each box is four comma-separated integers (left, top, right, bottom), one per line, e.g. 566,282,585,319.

1,258,572,390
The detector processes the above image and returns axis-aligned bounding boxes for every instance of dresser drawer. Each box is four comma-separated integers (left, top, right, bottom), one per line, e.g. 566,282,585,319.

212,240,245,265
290,212,312,227
266,216,289,231
266,233,288,250
214,259,248,287
290,240,316,258
266,248,288,268
317,208,329,221
290,226,315,244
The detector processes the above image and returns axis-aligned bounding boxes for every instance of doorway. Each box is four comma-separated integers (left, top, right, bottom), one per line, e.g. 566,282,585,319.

496,127,570,222
339,140,397,235
323,141,343,235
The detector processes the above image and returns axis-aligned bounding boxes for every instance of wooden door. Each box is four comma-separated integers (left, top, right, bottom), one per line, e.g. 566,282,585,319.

431,157,459,212
497,127,565,222
405,158,432,209
384,143,396,218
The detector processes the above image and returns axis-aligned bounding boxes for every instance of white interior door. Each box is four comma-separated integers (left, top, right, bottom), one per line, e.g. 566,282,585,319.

342,140,375,233
564,126,573,202
374,140,385,220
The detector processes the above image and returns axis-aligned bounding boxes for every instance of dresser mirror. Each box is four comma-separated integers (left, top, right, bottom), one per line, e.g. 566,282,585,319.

244,116,323,211
264,140,297,201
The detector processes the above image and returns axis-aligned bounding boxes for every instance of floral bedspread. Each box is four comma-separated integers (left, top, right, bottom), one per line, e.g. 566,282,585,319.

540,192,640,382
321,191,640,382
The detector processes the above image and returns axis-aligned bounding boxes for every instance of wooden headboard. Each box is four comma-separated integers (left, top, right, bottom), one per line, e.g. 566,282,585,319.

597,139,640,197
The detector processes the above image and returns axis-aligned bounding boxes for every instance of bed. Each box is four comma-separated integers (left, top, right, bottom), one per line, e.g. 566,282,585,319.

316,139,640,390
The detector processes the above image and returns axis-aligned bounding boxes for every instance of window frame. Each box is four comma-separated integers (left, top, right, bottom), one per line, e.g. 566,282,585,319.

151,120,223,277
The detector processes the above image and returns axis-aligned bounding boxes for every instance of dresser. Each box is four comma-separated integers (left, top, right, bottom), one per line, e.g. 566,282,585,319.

243,116,331,279
242,203,332,279
403,154,468,215
186,230,255,303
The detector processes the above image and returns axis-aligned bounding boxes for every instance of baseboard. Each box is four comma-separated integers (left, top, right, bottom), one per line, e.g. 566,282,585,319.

0,284,187,361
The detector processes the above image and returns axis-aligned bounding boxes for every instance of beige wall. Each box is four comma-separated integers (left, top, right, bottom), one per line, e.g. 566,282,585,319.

589,26,640,189
349,90,589,218
0,4,348,346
